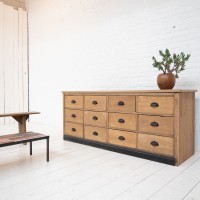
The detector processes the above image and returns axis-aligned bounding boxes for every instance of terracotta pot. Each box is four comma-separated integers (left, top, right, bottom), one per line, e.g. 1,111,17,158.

157,73,176,90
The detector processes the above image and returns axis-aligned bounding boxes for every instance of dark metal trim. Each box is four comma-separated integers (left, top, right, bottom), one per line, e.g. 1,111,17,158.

64,135,175,166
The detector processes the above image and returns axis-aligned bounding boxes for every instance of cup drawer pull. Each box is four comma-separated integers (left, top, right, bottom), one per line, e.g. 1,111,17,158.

71,128,76,132
118,101,125,106
93,131,98,136
150,121,159,127
71,100,76,104
71,114,76,118
92,100,98,105
150,140,159,147
118,119,125,123
150,102,159,108
118,136,125,141
92,116,98,121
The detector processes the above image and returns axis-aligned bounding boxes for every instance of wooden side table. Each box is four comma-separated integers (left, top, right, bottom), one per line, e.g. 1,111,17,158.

0,112,50,162
0,112,40,133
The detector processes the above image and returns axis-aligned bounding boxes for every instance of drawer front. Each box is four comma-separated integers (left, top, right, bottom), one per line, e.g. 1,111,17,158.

84,96,106,110
65,109,83,123
65,96,83,109
64,122,83,138
108,129,137,148
138,133,174,156
108,96,136,112
138,115,173,136
84,126,107,143
109,113,137,131
84,111,107,127
137,96,174,115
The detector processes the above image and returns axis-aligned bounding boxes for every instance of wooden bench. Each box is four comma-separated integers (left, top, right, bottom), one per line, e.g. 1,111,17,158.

0,112,50,162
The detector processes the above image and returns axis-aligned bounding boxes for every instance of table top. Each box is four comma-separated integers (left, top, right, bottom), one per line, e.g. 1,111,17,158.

0,112,40,118
0,132,48,145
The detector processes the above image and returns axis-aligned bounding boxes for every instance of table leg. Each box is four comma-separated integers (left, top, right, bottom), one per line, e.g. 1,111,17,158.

47,138,49,162
12,115,29,133
30,141,32,155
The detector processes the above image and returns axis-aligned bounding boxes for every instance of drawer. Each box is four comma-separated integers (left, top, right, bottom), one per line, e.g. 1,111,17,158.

108,113,137,131
64,122,83,138
137,96,174,115
138,133,174,156
84,126,107,143
65,109,83,123
108,129,137,148
84,111,107,127
138,115,173,136
65,96,83,109
108,96,136,112
84,96,106,110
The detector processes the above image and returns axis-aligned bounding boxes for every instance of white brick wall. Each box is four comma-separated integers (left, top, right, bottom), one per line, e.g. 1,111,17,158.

26,0,200,150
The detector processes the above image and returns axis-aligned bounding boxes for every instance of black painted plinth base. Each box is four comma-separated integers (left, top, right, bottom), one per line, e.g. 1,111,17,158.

64,135,175,166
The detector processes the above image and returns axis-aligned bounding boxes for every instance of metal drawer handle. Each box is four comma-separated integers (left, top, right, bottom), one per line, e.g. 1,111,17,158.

118,101,125,106
71,100,76,104
150,102,159,108
118,136,125,141
93,131,98,136
92,116,98,121
92,100,98,105
71,114,76,118
150,141,159,147
150,121,159,127
71,128,76,132
118,118,125,123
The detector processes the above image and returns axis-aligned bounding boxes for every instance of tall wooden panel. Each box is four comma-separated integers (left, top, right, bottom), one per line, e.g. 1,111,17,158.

0,2,4,124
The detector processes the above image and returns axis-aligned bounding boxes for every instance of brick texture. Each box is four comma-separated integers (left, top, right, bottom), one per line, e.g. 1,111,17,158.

27,0,200,150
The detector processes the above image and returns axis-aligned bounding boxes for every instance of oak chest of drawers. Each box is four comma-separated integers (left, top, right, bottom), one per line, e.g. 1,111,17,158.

62,90,196,166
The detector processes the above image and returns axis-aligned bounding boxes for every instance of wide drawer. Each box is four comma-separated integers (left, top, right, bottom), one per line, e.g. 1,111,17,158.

65,109,83,123
138,133,174,156
138,115,173,136
108,96,136,112
64,122,83,138
84,96,106,110
108,113,137,131
137,96,174,115
84,126,107,143
65,96,83,109
108,129,137,148
84,111,107,127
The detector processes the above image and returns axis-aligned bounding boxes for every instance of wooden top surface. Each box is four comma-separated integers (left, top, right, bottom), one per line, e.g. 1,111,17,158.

62,89,197,95
0,132,48,145
0,112,40,117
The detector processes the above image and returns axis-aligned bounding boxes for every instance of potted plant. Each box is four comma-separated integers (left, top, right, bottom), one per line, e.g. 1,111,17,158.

152,49,190,89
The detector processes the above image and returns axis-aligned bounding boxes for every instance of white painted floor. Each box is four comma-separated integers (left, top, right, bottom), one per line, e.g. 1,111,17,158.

0,122,200,200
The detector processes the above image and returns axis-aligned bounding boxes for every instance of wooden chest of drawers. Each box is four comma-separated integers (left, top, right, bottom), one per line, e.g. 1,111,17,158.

62,90,196,166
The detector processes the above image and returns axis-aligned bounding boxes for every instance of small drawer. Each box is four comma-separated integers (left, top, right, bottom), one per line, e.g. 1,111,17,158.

108,113,137,131
65,109,83,123
138,115,173,136
84,111,107,127
137,96,174,115
64,122,83,138
108,129,137,148
84,126,107,143
84,96,106,110
108,96,136,112
138,133,174,156
65,96,83,109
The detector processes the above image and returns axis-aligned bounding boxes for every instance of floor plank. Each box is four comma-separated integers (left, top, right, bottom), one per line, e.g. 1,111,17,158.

0,123,199,200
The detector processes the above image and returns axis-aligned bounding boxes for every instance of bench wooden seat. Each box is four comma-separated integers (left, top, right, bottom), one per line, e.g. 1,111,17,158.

0,132,49,162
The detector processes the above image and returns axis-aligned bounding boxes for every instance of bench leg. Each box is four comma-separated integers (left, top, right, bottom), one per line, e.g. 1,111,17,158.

47,138,49,162
30,141,32,155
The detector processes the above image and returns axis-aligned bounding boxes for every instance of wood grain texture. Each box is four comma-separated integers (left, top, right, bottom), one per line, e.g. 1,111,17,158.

108,96,136,112
64,122,83,138
84,111,107,127
64,96,83,109
84,126,107,143
138,133,174,156
108,129,137,148
84,96,106,111
64,109,83,124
